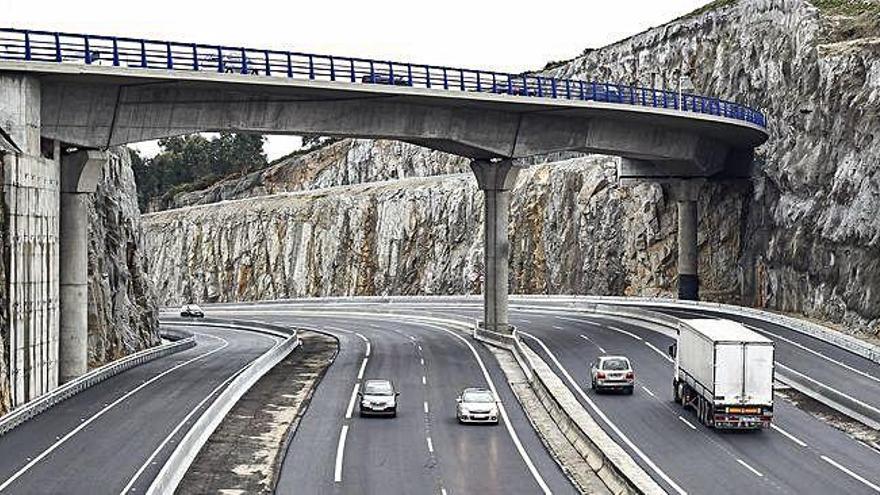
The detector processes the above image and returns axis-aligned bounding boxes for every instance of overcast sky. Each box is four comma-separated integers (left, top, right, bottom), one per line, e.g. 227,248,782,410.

4,0,709,159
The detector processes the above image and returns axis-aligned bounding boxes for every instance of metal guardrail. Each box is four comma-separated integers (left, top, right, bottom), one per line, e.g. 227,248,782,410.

0,328,196,438
0,27,766,128
146,318,300,495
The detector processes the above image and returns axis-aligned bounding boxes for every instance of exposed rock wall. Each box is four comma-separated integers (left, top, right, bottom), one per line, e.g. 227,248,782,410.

144,0,880,339
87,149,159,367
145,156,745,305
148,139,470,211
541,0,880,335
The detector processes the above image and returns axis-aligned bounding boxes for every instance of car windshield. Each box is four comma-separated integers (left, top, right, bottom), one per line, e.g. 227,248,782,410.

364,381,393,396
462,390,494,403
602,359,629,370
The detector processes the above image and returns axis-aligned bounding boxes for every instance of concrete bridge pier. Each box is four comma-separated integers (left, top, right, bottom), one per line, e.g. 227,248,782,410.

673,180,704,301
59,150,105,383
471,159,522,337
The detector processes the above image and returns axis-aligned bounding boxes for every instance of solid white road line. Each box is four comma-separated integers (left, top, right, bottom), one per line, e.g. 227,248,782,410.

641,386,656,398
520,332,687,495
771,424,808,447
0,334,230,492
677,416,697,430
736,458,764,478
357,358,369,380
607,325,643,341
354,332,371,357
334,425,349,483
645,342,674,363
426,436,434,453
345,383,360,419
119,357,252,494
820,456,880,493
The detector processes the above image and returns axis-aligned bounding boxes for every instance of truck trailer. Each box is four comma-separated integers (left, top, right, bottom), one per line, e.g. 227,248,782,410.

669,319,775,430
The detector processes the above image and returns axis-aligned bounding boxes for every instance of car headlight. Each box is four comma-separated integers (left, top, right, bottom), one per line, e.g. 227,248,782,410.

459,406,470,414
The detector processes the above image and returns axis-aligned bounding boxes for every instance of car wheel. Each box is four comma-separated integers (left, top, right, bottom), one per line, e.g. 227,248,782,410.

391,409,397,418
591,378,596,391
626,386,634,395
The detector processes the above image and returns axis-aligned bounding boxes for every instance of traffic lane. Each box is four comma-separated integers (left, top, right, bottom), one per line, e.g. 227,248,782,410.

394,318,575,495
270,321,359,494
521,316,773,495
245,309,574,494
523,313,880,495
342,322,437,495
653,307,880,384
0,329,224,481
0,326,277,495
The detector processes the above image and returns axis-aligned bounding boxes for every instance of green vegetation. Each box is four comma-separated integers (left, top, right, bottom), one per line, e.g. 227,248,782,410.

131,133,266,209
811,0,880,16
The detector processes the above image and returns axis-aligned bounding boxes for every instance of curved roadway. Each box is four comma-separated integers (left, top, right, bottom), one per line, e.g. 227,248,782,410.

0,323,278,495
211,298,880,495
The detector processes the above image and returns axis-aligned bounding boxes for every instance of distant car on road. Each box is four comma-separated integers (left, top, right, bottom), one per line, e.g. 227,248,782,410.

179,304,204,318
359,379,398,417
590,356,634,394
456,387,499,424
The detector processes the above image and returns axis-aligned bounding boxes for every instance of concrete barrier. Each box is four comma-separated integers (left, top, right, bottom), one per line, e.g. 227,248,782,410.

0,328,195,438
146,319,300,495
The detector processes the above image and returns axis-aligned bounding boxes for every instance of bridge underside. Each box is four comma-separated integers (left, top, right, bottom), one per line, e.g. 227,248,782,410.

36,76,752,175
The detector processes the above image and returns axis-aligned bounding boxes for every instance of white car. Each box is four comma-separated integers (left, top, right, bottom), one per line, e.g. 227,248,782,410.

179,304,204,318
456,387,499,424
590,356,635,394
359,379,398,417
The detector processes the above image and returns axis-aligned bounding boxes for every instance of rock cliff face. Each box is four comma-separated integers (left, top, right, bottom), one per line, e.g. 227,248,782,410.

149,139,470,211
87,149,160,367
144,0,880,339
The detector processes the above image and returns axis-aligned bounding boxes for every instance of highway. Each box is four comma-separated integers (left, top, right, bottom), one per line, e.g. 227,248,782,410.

210,298,880,495
0,323,278,495
2,298,878,494
267,313,576,495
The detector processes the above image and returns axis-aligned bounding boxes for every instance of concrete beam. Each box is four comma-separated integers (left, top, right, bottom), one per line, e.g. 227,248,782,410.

471,159,523,336
58,149,105,383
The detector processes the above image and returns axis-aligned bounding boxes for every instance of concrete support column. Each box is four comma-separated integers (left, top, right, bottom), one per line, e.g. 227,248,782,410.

471,159,521,336
673,180,703,301
58,149,104,383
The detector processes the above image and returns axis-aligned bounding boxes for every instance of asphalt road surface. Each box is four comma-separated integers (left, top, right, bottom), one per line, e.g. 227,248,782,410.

0,323,278,495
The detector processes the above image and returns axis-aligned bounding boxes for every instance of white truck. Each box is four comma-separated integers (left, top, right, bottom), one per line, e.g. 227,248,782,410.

669,318,775,430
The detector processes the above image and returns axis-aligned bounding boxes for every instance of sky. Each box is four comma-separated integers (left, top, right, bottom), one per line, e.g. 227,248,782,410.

4,0,710,159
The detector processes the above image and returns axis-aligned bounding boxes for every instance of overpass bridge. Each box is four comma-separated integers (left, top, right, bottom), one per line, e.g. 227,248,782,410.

0,28,768,403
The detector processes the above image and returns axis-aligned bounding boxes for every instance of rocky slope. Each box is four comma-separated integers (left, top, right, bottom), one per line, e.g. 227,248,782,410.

148,139,470,211
87,149,160,367
144,0,880,339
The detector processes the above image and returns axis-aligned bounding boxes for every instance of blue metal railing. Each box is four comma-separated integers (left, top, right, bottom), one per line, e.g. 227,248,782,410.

0,28,766,128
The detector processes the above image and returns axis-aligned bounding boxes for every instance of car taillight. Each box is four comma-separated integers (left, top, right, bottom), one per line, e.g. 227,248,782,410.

597,372,606,379
626,372,634,379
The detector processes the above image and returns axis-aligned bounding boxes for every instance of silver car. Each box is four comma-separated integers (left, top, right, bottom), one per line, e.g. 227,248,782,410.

456,387,499,424
590,356,635,394
180,304,204,318
359,379,398,417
